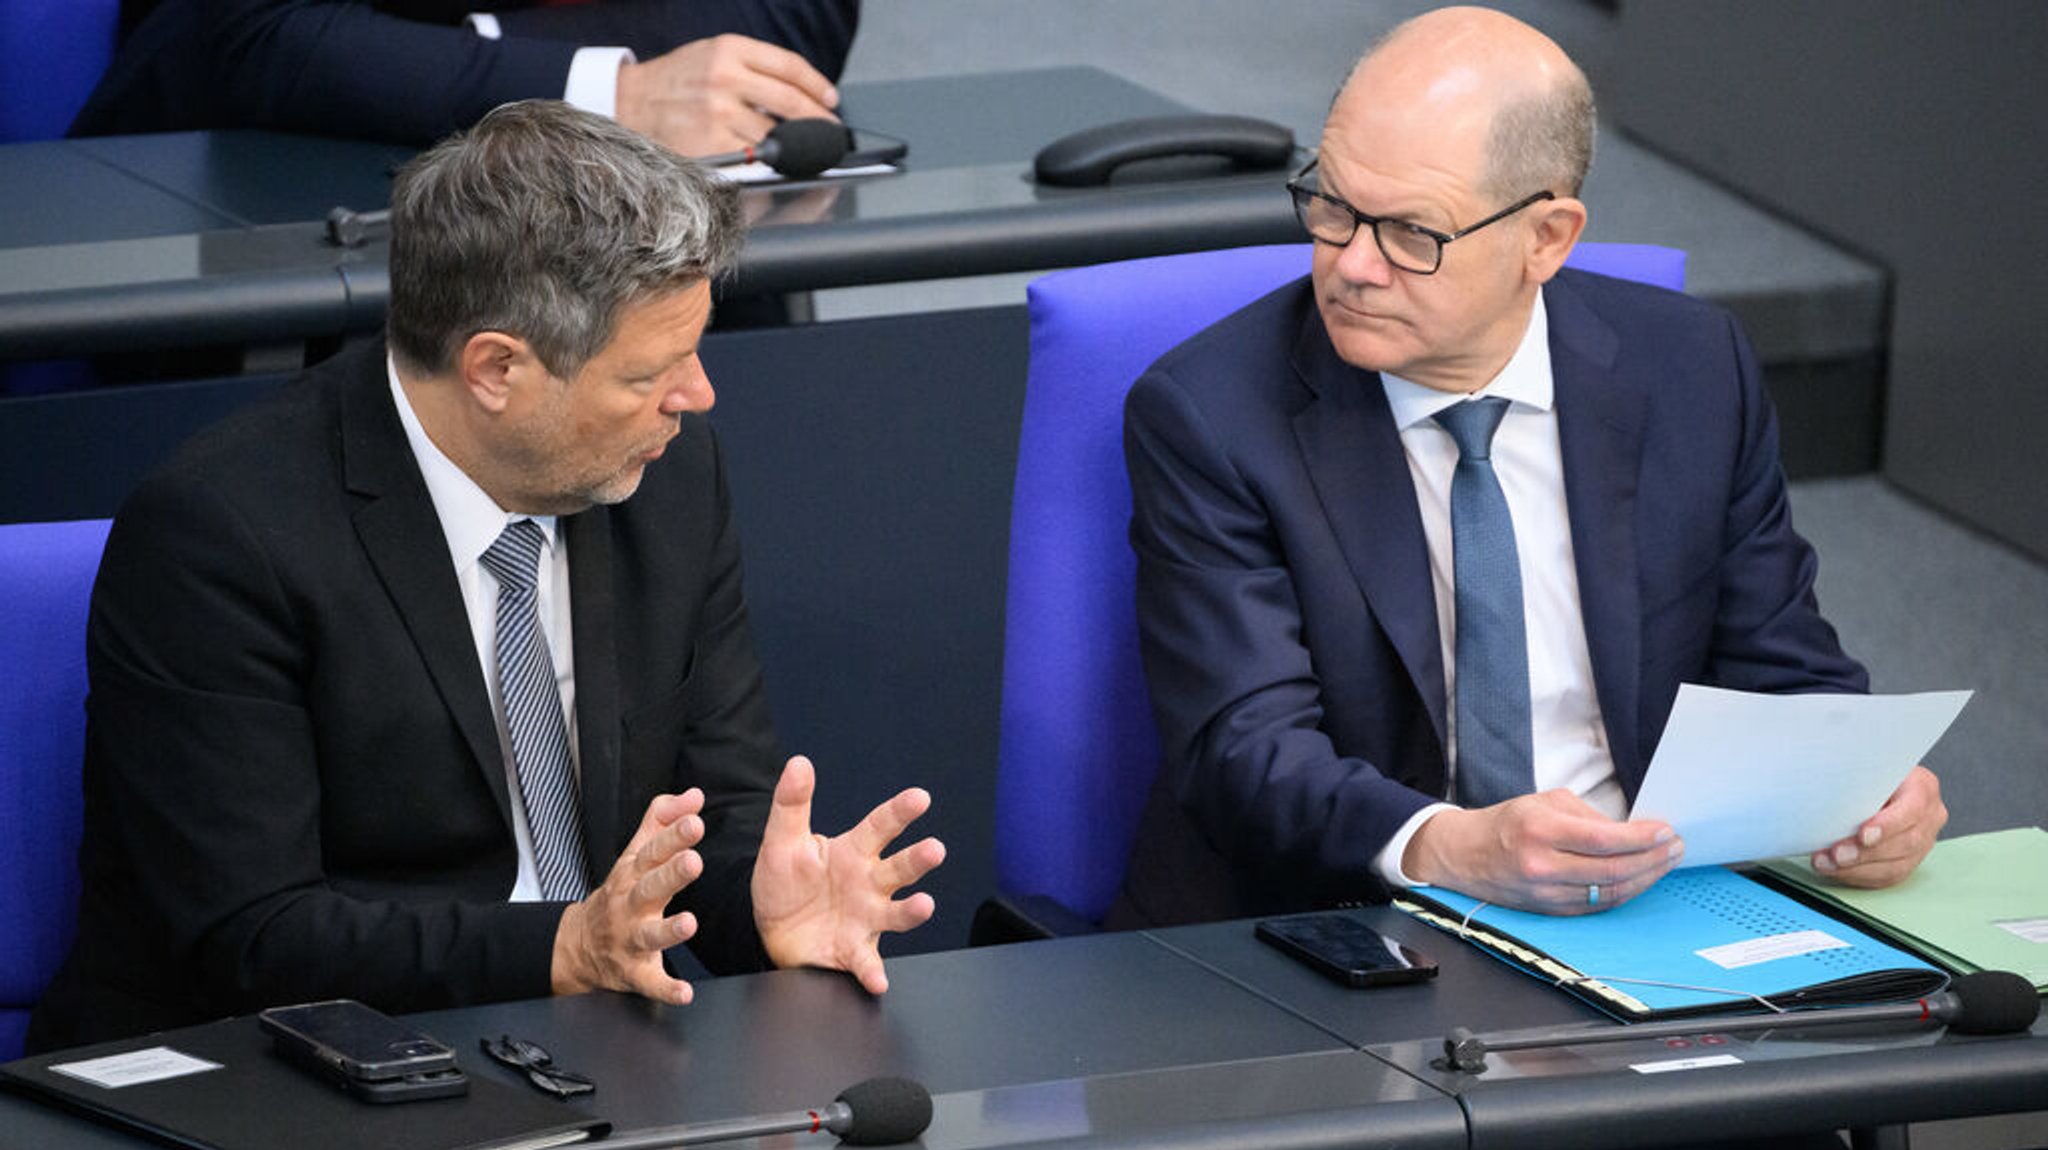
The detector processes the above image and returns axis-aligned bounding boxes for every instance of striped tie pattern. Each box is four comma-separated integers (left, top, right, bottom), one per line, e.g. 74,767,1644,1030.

1433,397,1535,809
479,520,590,900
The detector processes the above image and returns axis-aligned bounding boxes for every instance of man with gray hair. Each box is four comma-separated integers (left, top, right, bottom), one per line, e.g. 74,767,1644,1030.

29,100,943,1051
1112,6,1944,927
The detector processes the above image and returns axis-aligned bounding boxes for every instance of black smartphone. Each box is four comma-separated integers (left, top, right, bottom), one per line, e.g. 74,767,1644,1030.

333,1066,470,1104
841,126,908,168
258,999,459,1083
1254,912,1439,988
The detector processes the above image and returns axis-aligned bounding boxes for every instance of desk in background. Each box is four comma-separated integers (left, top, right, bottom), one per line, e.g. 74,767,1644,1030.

6,910,2043,1150
0,67,1300,363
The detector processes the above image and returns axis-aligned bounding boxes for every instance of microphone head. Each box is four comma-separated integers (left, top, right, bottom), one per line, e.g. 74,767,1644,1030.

832,1076,933,1145
1945,971,2041,1035
763,118,853,180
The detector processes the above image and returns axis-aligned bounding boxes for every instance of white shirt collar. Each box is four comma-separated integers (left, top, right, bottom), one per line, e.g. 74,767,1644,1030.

1380,289,1553,429
386,354,558,572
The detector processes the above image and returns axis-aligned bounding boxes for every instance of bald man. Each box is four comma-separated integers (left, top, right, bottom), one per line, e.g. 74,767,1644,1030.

1112,6,1944,926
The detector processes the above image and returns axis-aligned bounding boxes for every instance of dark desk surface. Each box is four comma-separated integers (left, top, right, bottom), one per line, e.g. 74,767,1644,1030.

0,927,1460,1150
6,910,2043,1150
0,67,1301,361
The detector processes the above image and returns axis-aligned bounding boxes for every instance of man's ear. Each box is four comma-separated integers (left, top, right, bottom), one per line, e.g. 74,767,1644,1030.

457,331,541,414
1525,195,1588,284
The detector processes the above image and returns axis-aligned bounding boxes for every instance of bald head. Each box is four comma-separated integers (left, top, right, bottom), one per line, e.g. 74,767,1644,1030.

1335,6,1594,199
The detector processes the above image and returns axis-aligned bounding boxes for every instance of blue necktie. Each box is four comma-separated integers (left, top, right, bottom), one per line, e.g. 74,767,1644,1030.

479,520,590,901
1432,398,1535,808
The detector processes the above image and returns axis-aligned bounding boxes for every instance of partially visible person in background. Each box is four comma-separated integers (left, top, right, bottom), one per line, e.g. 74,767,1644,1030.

71,0,858,156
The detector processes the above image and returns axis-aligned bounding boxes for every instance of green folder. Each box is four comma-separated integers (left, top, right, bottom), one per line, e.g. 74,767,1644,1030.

1756,825,2048,991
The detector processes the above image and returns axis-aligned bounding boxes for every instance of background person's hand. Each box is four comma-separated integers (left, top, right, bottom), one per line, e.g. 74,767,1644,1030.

1810,764,1945,888
1402,789,1685,914
551,790,708,1004
751,756,946,994
616,34,839,156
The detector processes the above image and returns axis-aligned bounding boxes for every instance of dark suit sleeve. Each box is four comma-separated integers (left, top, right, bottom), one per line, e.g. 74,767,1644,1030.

82,468,561,1019
1701,311,1869,693
1125,368,1434,884
81,0,855,143
162,0,583,143
494,0,860,81
657,426,781,976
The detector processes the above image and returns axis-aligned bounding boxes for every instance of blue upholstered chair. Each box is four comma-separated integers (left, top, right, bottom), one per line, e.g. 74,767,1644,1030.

980,242,1687,942
0,0,121,142
0,518,112,1058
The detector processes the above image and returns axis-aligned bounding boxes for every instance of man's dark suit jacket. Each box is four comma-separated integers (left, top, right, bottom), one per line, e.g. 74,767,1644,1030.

28,339,781,1051
73,0,860,143
1112,268,1869,927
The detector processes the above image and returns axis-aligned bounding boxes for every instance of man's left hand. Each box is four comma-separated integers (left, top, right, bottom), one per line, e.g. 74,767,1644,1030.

752,756,946,993
1810,764,1946,887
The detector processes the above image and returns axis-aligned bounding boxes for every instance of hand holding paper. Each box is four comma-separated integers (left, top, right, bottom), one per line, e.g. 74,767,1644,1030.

1403,790,1683,914
1629,685,1969,870
1811,764,1948,887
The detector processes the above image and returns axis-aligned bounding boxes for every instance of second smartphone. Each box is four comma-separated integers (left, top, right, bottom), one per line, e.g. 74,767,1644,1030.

1254,912,1439,988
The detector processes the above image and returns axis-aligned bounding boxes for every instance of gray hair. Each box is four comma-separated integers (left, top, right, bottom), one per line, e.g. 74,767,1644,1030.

1483,74,1596,200
386,100,744,379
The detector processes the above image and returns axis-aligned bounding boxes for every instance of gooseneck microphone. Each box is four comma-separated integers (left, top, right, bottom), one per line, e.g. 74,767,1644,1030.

596,1076,933,1149
696,118,853,180
1442,970,2040,1073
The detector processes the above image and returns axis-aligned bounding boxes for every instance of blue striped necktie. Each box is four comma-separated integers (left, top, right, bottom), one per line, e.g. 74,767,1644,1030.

1432,398,1535,808
479,519,590,900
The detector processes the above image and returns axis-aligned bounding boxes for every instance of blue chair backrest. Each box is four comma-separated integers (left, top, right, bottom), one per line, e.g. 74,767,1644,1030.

998,242,1686,924
0,0,122,142
0,518,112,1058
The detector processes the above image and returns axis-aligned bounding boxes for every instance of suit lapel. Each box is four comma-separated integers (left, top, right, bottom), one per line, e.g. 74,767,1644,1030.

564,508,623,865
1289,307,1449,751
1547,275,1649,793
341,348,514,829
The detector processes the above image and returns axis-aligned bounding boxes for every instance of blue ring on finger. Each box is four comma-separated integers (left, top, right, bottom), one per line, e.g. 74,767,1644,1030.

1587,883,1601,907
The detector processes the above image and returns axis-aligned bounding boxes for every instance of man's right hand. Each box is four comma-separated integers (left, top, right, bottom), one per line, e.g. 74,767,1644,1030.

551,789,707,1004
1401,789,1685,914
615,34,840,157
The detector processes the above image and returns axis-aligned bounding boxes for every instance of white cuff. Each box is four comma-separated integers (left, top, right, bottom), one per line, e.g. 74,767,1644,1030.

564,46,636,118
464,12,503,39
1372,802,1457,888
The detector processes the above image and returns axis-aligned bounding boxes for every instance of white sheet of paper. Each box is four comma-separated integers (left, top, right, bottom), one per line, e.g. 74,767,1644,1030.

1628,685,1971,867
51,1046,222,1089
714,161,898,185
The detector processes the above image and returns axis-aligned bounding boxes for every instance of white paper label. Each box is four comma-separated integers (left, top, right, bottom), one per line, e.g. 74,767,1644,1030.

1993,918,2048,944
1632,1054,1743,1074
1695,929,1850,970
49,1047,223,1089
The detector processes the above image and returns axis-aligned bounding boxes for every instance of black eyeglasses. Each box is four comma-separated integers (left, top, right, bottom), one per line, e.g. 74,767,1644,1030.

1286,158,1554,275
480,1034,595,1099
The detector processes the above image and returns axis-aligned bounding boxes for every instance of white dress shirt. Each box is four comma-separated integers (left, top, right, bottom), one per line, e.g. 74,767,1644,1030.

465,13,634,119
389,359,579,902
1369,292,1627,885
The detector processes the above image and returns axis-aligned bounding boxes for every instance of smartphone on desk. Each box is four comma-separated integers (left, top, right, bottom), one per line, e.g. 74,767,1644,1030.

841,126,909,168
259,999,468,1103
1255,912,1439,988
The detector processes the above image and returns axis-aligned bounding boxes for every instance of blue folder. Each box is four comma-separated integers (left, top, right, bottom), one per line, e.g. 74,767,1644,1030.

1395,866,1946,1020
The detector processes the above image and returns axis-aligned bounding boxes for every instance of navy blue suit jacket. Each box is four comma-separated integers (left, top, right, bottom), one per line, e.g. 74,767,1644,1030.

1112,268,1868,926
73,0,859,144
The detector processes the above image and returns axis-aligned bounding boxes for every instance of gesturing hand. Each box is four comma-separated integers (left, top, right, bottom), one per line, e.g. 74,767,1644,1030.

615,34,840,157
551,789,707,1005
752,756,946,994
1402,789,1686,914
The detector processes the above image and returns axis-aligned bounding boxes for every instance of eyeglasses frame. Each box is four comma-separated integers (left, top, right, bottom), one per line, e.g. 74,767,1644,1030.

1285,157,1556,275
480,1034,596,1099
